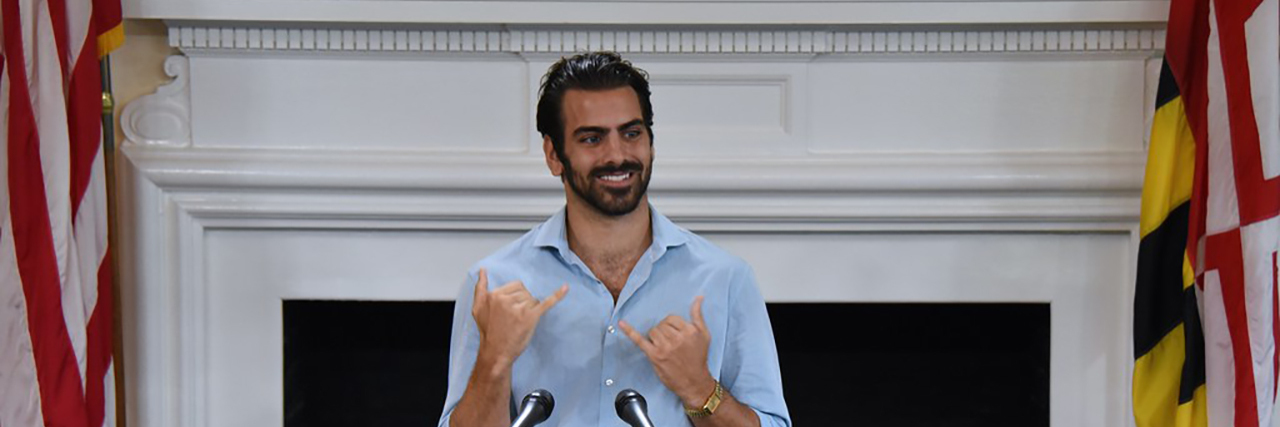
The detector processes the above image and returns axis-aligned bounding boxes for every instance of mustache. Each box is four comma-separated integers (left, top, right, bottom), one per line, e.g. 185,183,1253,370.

590,161,644,176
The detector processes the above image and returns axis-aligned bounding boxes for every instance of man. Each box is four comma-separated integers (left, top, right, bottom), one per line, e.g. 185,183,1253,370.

439,52,791,427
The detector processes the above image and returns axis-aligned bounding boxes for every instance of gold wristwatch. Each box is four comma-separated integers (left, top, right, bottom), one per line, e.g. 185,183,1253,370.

685,381,723,418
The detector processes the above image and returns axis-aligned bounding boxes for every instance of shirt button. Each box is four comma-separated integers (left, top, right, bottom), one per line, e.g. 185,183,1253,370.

605,379,614,386
607,325,615,334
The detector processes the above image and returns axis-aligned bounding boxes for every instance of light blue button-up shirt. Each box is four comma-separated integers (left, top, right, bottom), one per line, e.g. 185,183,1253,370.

439,207,791,427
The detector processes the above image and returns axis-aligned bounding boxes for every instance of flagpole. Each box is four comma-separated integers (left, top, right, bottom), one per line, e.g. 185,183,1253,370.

102,57,115,151
100,53,127,427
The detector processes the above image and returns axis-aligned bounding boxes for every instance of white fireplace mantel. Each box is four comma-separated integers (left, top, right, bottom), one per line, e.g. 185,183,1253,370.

119,1,1161,426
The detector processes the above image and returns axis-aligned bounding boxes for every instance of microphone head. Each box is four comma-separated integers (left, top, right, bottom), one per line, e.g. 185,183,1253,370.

525,389,555,415
615,389,647,414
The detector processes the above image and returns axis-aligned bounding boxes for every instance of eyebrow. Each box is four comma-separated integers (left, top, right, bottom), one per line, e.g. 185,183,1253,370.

572,119,646,137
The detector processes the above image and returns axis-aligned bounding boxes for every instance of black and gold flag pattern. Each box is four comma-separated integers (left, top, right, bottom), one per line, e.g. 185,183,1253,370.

1131,60,1207,427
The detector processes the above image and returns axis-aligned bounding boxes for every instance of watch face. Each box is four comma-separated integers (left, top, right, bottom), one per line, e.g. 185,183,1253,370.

707,383,723,413
686,382,723,418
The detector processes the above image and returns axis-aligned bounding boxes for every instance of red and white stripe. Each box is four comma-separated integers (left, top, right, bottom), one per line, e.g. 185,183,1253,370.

0,0,116,424
1183,0,1280,425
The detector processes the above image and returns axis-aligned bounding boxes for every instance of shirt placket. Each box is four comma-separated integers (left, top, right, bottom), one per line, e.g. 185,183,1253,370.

602,248,664,423
596,271,624,423
558,248,620,425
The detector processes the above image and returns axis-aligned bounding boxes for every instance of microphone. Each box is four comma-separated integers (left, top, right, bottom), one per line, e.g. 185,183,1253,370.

510,389,555,427
615,389,656,427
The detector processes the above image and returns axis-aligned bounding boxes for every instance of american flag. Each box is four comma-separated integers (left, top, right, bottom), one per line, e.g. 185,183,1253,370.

0,0,122,424
1133,0,1279,425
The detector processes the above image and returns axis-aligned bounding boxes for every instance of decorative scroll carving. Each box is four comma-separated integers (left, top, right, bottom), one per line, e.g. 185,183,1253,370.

167,26,1166,55
121,55,192,147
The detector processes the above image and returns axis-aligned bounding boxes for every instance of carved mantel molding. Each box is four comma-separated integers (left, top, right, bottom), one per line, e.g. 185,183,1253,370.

165,26,1167,55
120,56,191,147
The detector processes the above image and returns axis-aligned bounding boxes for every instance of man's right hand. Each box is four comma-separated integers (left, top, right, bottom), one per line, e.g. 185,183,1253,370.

471,268,569,363
450,270,568,427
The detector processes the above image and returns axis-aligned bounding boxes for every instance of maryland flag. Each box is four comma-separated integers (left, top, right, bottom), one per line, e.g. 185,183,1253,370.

1133,0,1279,425
0,0,123,425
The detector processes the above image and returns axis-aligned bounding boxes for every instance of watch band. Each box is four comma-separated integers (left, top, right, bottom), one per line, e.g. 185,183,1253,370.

685,381,723,418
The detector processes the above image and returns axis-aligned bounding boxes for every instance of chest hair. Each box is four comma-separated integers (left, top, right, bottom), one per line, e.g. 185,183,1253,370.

582,251,643,302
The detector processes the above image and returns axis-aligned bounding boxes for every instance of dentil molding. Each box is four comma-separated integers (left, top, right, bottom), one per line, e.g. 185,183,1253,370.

167,26,1167,55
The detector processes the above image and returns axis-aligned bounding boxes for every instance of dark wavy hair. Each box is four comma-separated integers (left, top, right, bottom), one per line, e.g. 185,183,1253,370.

536,51,654,162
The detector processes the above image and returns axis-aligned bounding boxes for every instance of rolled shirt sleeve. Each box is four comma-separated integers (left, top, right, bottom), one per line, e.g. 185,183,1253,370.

720,264,791,427
438,270,481,427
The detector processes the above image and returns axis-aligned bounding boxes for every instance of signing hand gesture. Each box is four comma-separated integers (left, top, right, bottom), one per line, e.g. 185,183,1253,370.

471,269,569,363
619,296,717,407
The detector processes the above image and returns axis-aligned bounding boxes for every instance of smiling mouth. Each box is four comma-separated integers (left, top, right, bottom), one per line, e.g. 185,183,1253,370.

597,171,633,183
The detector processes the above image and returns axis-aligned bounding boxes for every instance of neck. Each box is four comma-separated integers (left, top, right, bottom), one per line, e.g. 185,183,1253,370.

564,196,653,261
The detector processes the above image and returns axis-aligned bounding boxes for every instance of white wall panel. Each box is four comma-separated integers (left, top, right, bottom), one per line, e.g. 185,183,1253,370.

710,231,1129,302
809,58,1147,153
650,77,790,155
188,56,529,152
521,58,807,156
206,229,519,301
646,62,806,156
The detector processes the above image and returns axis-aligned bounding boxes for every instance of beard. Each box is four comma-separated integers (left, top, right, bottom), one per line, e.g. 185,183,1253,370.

563,157,652,217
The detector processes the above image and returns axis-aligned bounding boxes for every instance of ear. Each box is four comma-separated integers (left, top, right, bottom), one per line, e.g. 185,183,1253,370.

543,136,564,177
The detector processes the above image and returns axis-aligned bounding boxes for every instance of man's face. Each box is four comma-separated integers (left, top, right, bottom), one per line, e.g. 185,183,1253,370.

546,87,653,217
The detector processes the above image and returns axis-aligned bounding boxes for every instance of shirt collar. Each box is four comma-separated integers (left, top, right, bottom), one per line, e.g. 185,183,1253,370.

533,205,689,258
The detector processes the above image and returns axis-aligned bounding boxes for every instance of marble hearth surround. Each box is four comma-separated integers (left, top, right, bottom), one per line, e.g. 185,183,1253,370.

119,1,1168,426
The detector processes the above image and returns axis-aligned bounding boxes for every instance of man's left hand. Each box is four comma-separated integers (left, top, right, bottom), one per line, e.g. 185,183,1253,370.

619,295,717,408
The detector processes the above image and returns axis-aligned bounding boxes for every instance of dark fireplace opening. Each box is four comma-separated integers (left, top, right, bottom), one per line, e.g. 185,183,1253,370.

284,301,1048,426
770,303,1049,426
284,301,453,426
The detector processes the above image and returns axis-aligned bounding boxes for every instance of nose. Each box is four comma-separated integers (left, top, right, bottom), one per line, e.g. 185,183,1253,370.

600,133,628,165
